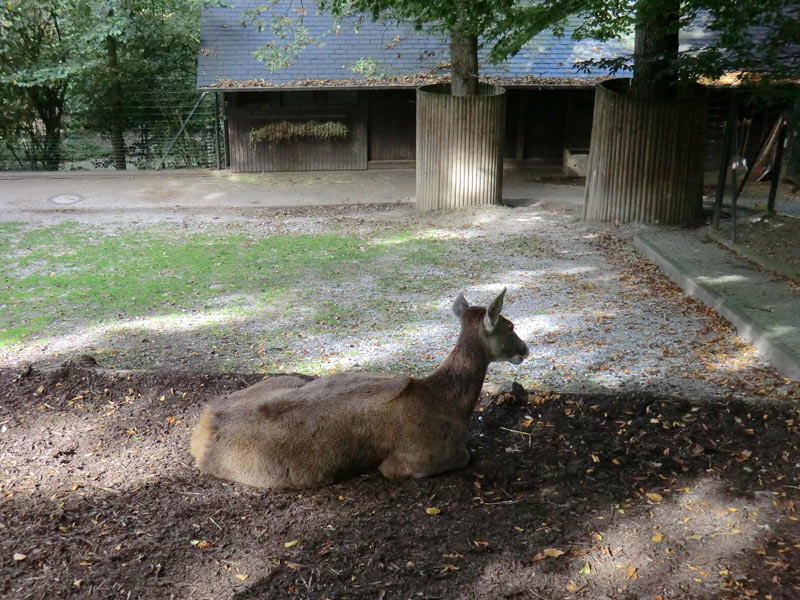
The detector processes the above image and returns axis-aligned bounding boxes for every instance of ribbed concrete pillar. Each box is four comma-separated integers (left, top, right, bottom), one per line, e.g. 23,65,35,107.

584,78,707,225
416,84,505,211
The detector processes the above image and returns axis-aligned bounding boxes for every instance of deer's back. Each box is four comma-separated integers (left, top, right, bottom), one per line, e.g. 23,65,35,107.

192,372,415,488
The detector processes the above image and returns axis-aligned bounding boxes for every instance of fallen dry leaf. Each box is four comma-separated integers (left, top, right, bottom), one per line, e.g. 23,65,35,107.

284,540,298,548
652,533,663,543
425,507,441,515
646,492,663,503
13,553,27,561
543,548,565,558
625,565,638,579
235,573,248,581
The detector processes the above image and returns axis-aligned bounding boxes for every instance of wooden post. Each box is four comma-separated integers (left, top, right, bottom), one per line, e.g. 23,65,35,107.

713,99,737,230
767,117,787,215
214,92,222,170
730,114,740,242
516,92,527,160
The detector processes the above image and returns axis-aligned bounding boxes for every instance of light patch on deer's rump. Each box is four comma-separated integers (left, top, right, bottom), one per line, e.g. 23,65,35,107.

189,406,213,464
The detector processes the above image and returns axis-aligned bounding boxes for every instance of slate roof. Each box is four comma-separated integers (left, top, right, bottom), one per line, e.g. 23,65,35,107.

197,1,633,90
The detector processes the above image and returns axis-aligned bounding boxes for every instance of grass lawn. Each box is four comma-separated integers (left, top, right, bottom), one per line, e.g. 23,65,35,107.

0,219,477,374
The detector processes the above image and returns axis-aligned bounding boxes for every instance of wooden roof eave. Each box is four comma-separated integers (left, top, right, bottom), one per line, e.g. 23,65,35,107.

198,79,608,93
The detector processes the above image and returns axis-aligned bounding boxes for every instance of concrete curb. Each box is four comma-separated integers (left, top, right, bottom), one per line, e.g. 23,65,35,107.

634,230,800,382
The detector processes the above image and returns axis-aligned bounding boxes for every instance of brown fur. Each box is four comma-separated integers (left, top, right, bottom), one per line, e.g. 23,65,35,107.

190,290,528,489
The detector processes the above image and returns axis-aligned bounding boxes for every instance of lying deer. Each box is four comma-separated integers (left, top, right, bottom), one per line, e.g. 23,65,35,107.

190,288,528,489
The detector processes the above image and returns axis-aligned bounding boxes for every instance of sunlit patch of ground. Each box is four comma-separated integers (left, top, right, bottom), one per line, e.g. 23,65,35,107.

2,203,793,403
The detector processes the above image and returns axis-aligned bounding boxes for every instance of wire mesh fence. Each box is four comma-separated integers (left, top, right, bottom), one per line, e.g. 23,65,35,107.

0,82,225,172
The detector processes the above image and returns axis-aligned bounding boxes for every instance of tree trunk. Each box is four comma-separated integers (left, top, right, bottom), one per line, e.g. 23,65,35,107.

107,34,127,170
449,28,478,97
632,0,680,100
31,85,65,171
583,1,705,225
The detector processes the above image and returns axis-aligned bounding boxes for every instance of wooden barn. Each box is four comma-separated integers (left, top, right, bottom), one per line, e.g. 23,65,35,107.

197,1,631,173
197,1,782,177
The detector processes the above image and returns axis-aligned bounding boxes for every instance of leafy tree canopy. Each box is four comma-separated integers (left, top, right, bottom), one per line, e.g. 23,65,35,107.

487,0,799,87
0,0,204,168
255,0,796,96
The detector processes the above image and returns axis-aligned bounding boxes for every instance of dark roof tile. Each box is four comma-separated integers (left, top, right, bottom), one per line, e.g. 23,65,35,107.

197,0,633,89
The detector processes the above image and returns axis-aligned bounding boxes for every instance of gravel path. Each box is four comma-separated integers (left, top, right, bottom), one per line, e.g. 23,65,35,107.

4,199,795,402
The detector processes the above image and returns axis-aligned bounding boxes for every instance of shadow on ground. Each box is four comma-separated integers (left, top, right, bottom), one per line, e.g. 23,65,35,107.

1,364,798,599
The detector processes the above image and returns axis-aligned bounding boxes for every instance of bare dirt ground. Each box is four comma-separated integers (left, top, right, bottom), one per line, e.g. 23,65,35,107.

718,214,800,283
1,360,798,600
712,182,800,283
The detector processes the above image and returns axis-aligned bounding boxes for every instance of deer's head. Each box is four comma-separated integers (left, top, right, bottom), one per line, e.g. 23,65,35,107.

452,288,529,365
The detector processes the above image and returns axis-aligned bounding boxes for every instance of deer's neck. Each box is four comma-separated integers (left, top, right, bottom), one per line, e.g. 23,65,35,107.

419,332,489,419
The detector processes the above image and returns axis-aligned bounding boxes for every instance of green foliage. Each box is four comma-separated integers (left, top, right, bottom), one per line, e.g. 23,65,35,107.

67,0,205,150
349,56,385,78
247,1,526,91
322,0,518,40
249,120,350,144
0,0,207,170
684,1,799,89
249,0,797,94
0,0,73,168
244,2,334,73
486,0,799,89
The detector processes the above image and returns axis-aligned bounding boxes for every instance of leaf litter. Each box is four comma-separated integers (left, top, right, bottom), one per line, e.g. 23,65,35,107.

0,360,798,599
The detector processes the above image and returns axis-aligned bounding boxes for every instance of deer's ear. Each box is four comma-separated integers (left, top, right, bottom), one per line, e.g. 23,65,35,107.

453,293,469,318
484,288,506,331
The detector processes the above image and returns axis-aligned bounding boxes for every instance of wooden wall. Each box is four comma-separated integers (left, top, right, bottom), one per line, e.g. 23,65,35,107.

367,90,416,162
223,87,758,176
225,88,597,172
416,84,505,210
226,91,367,172
583,79,707,225
502,89,594,165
